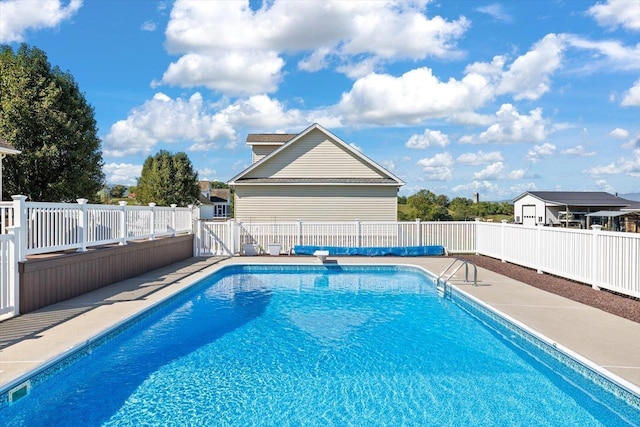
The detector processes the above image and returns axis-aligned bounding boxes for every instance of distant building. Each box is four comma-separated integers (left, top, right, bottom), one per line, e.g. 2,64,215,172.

512,191,638,230
228,123,404,222
198,181,231,219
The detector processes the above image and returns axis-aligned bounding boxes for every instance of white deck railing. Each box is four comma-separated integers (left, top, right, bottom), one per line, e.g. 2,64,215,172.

1,201,14,234
9,195,194,260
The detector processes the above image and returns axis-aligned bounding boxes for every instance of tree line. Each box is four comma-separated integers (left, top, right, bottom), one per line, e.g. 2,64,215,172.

398,190,513,221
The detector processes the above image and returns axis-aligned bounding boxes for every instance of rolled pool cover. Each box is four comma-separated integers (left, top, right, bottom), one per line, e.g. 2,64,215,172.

293,245,445,257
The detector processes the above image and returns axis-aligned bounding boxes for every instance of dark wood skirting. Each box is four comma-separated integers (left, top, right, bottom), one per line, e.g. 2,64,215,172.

18,234,194,313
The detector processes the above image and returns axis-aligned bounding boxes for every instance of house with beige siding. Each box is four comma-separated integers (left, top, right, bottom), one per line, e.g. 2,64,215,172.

228,123,404,222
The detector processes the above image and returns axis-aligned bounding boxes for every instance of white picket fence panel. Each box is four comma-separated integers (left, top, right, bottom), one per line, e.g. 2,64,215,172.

198,220,476,256
475,222,640,299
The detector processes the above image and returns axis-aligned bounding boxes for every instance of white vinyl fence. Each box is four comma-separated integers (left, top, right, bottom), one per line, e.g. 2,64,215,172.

194,220,476,257
476,221,640,299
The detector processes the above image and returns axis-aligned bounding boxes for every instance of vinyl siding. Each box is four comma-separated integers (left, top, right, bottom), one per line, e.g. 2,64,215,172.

251,144,282,163
234,185,398,221
245,128,384,179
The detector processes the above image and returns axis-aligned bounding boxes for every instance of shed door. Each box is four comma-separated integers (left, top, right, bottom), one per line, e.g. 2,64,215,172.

522,205,536,226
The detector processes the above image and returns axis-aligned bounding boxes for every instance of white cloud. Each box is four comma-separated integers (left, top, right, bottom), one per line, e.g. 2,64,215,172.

526,142,556,162
473,162,504,180
610,128,630,138
622,134,640,149
561,145,596,157
103,92,237,157
103,163,143,186
476,4,513,23
141,20,157,32
451,180,499,194
508,169,526,179
463,104,550,144
456,150,503,165
497,33,565,100
416,152,454,181
156,52,285,96
103,93,320,157
0,0,82,43
160,0,470,95
588,0,640,32
336,67,492,125
595,179,616,193
622,79,640,106
589,148,640,176
405,129,449,149
566,36,640,72
197,167,217,181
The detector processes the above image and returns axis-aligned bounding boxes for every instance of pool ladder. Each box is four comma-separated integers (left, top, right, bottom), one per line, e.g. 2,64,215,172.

436,258,478,295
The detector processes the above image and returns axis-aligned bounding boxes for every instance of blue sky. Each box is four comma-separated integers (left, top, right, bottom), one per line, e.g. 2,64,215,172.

1,0,639,200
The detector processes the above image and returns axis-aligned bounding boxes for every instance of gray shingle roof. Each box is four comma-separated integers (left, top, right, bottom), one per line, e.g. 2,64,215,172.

0,138,20,154
525,191,633,207
246,134,297,143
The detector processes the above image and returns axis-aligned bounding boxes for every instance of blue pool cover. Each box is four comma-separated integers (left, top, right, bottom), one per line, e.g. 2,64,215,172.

293,245,445,257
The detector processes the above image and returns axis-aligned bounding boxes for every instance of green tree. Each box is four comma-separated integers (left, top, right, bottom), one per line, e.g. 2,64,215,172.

0,44,104,201
109,184,127,198
449,197,473,220
136,150,199,206
407,190,451,221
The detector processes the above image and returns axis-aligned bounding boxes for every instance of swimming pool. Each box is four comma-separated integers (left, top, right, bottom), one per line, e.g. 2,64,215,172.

1,264,638,426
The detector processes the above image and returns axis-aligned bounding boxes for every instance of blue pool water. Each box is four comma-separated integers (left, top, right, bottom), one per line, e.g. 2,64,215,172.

1,265,638,426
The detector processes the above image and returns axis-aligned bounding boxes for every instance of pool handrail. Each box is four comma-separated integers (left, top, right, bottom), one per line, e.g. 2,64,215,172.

437,258,478,292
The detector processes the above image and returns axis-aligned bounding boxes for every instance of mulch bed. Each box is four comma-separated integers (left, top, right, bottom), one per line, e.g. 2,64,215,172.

454,255,640,324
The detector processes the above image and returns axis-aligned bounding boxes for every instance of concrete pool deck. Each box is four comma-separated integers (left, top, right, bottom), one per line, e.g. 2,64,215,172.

1,255,639,396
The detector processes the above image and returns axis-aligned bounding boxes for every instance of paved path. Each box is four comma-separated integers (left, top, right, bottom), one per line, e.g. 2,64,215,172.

1,255,639,397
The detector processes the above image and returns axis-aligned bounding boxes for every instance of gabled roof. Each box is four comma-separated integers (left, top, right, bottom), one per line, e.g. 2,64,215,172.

0,138,21,155
514,191,633,207
228,123,405,187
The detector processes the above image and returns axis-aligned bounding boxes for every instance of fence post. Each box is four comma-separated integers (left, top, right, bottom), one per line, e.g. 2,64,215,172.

535,223,543,274
119,201,128,245
76,198,88,252
297,220,303,246
415,218,422,246
149,203,156,240
591,225,602,290
500,219,507,263
356,220,361,247
6,225,20,316
170,204,177,237
474,218,480,255
11,195,27,262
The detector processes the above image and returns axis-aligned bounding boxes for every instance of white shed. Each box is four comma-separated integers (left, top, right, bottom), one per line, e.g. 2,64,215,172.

512,191,634,228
